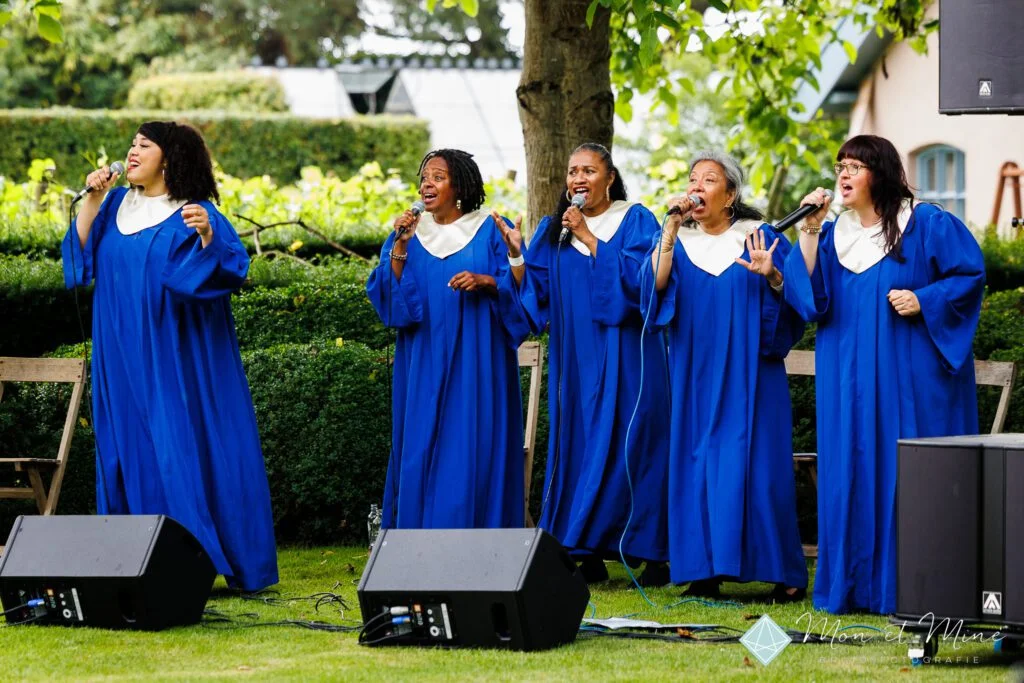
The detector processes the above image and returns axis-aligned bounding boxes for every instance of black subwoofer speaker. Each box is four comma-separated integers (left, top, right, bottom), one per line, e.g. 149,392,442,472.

0,515,215,630
357,528,589,650
896,434,1024,624
939,0,1024,114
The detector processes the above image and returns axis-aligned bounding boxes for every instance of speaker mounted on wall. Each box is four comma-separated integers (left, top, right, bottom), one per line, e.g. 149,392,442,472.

939,0,1024,115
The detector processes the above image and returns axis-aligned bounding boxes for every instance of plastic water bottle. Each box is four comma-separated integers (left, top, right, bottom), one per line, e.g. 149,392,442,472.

367,503,382,551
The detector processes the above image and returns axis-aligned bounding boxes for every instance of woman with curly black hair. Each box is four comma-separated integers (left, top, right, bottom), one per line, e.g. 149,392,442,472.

62,121,278,592
366,148,528,529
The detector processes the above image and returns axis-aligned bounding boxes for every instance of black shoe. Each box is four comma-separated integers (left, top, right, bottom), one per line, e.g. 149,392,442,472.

681,578,721,599
635,562,670,588
768,583,807,604
578,557,609,584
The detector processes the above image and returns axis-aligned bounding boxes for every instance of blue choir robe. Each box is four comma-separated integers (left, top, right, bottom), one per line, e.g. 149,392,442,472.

641,220,808,588
366,211,526,529
62,187,278,592
499,202,670,562
783,202,985,614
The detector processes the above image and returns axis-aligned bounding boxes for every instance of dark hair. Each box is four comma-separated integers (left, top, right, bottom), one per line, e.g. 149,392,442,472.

418,149,486,214
837,134,914,258
685,150,762,226
547,143,628,244
137,121,219,203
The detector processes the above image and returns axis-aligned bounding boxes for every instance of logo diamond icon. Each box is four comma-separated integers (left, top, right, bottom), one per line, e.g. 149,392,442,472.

740,614,792,666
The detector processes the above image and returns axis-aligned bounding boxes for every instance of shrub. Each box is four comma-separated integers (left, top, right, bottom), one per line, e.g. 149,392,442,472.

0,108,429,186
127,72,288,113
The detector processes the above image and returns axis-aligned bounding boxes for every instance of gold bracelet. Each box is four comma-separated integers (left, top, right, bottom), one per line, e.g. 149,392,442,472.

799,222,822,234
389,250,408,261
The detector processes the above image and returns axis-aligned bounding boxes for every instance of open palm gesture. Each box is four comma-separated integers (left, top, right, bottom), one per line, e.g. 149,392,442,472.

735,229,780,278
493,210,524,257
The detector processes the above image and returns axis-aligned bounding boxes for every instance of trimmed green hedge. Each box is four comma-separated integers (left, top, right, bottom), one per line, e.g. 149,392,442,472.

0,109,429,185
0,341,392,546
127,72,288,113
0,255,379,357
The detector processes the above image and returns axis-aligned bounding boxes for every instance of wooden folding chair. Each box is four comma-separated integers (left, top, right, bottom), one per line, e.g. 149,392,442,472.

0,357,87,516
786,350,1018,559
518,341,544,527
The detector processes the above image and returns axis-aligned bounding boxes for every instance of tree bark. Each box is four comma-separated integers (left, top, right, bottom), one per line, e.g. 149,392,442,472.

518,0,613,236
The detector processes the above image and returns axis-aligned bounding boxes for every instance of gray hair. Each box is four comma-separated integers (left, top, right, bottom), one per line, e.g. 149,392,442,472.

689,149,745,203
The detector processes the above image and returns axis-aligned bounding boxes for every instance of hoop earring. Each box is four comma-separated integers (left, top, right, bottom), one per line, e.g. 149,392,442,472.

606,186,611,202
725,204,735,220
565,189,573,202
456,199,462,211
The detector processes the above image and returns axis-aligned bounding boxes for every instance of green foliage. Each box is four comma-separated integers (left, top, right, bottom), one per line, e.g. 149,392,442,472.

232,283,390,350
0,108,429,187
980,231,1024,293
0,160,524,259
126,71,288,113
0,0,63,49
597,1,936,195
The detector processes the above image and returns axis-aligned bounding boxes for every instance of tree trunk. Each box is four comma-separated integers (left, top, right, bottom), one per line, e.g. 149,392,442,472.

517,0,613,236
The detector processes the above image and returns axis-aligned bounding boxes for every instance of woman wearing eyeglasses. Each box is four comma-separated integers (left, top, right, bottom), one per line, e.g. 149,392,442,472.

783,135,985,615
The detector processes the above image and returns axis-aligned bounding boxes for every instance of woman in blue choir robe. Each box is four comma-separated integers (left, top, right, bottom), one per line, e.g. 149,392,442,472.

784,135,985,614
366,149,526,530
643,151,808,602
62,121,278,591
497,142,670,585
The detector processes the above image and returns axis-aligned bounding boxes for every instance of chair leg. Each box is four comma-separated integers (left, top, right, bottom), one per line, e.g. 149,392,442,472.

26,467,49,515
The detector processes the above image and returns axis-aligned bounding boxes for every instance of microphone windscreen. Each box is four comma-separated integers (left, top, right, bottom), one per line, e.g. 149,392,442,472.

411,200,426,215
109,161,126,175
570,193,586,209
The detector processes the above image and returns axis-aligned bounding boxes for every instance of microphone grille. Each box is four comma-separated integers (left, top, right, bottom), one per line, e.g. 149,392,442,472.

109,161,126,175
411,200,426,214
570,192,586,209
688,193,703,207
823,189,834,200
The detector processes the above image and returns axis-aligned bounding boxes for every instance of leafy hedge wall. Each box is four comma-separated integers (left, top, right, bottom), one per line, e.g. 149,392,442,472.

0,108,429,185
126,72,288,113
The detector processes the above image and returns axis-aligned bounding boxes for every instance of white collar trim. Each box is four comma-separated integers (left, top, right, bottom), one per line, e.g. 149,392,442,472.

677,219,763,277
415,209,487,259
834,200,915,274
570,201,635,255
116,188,187,235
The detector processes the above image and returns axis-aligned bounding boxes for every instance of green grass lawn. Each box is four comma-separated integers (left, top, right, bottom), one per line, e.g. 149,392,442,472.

0,547,1017,681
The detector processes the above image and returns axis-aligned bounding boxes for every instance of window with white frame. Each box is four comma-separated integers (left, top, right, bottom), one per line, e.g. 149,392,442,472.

914,144,966,220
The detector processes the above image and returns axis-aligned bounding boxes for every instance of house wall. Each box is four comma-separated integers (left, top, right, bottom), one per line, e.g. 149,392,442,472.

846,6,1023,234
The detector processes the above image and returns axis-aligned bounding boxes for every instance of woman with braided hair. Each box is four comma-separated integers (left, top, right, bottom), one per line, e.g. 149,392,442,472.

366,148,528,529
62,121,278,591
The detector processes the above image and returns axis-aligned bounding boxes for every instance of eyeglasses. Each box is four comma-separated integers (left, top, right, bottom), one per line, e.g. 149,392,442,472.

833,162,869,176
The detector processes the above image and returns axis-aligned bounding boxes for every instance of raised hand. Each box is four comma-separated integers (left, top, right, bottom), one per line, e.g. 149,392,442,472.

182,204,211,237
393,209,421,244
84,166,121,199
735,229,780,278
493,210,523,257
665,194,698,232
799,187,832,229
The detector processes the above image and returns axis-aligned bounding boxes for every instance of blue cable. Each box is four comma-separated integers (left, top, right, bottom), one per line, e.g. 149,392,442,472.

616,212,671,608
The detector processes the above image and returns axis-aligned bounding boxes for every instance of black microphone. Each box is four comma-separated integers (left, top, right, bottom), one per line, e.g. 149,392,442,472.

72,161,125,203
559,192,586,243
775,189,834,231
398,200,426,235
667,194,703,217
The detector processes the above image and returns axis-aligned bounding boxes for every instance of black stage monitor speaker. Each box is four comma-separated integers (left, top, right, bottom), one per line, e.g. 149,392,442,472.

939,0,1024,114
0,515,215,630
357,527,589,651
896,434,1024,625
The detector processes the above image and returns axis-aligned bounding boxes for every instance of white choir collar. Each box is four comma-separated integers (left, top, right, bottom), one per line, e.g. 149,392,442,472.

116,188,187,235
834,200,915,274
570,201,635,255
677,218,763,277
415,209,488,259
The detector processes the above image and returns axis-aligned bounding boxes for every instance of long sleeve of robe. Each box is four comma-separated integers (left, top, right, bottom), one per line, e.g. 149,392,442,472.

61,187,278,592
366,216,526,530
783,203,985,614
640,224,808,588
500,205,671,562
